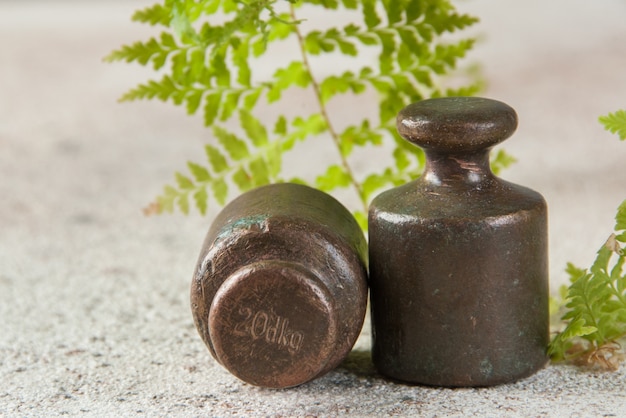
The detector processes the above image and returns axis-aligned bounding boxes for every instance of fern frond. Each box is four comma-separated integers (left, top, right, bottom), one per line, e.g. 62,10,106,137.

103,33,177,69
549,235,626,362
119,75,181,103
110,0,485,217
422,2,479,35
150,112,323,215
551,119,626,364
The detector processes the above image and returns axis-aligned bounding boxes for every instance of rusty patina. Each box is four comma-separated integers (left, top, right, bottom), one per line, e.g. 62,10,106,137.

368,97,549,387
191,183,368,389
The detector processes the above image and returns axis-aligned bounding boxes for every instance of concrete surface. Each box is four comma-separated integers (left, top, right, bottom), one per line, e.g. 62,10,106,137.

1,0,626,416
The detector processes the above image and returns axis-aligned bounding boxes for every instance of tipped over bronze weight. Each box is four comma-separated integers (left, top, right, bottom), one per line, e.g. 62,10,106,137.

191,183,368,388
368,97,549,387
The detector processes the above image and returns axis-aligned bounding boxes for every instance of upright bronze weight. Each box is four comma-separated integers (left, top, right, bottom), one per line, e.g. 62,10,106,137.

191,183,368,388
368,97,549,386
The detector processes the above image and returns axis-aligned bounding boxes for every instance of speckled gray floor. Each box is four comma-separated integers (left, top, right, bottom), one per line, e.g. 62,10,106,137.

2,1,626,416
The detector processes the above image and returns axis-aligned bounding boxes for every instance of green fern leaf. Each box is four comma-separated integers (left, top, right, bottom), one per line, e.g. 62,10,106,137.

548,316,597,359
315,165,352,192
490,149,517,176
157,185,178,214
249,157,271,186
219,0,238,14
599,110,626,140
396,28,421,63
104,37,171,69
264,141,282,179
211,178,228,205
361,0,381,29
213,125,249,160
193,188,209,215
267,62,311,102
240,109,268,147
353,210,368,231
203,91,223,126
188,48,207,81
274,115,287,135
211,53,232,87
382,0,403,24
392,147,411,172
185,89,204,115
204,144,228,173
267,14,297,41
187,161,211,182
219,90,242,121
177,192,190,214
119,75,178,102
282,114,328,151
432,39,476,73
304,31,334,55
319,75,352,104
231,38,252,87
233,167,254,192
170,2,200,43
362,169,394,200
614,200,626,240
333,30,358,56
241,88,261,109
338,121,382,157
175,172,194,190
376,31,395,74
566,262,586,284
132,3,172,26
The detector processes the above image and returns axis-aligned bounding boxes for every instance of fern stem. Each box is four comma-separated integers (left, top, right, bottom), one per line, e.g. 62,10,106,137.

289,4,367,213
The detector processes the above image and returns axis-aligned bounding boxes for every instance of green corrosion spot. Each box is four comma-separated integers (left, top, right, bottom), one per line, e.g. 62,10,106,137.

479,358,493,377
215,215,269,242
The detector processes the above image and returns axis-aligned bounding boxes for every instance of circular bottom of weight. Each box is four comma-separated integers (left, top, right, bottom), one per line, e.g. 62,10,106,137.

208,260,338,388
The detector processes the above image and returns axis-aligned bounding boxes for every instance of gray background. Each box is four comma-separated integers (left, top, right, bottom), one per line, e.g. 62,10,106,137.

1,0,626,416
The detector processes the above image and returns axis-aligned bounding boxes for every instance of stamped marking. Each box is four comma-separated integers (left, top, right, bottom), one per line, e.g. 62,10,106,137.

233,307,304,354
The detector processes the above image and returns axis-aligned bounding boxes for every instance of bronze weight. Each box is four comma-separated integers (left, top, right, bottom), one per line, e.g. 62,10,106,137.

191,183,368,388
368,97,549,387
